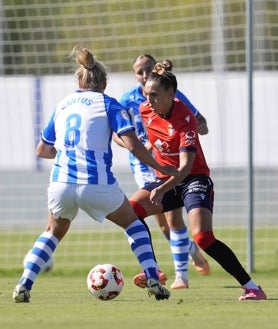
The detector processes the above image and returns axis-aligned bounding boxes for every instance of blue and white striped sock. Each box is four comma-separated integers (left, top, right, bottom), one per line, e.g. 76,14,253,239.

19,231,59,290
188,239,197,256
165,232,196,256
170,227,189,280
125,219,158,280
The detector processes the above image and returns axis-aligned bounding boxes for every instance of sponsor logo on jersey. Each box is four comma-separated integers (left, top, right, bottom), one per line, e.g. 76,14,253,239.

154,138,170,152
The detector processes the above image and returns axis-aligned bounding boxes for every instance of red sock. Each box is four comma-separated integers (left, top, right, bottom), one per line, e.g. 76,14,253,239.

129,200,147,219
194,231,216,250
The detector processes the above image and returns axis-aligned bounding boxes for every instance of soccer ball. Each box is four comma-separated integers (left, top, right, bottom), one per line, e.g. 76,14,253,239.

87,263,124,300
23,250,54,273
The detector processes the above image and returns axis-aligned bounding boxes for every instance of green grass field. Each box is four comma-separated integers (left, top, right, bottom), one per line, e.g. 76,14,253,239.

1,271,277,329
0,229,277,329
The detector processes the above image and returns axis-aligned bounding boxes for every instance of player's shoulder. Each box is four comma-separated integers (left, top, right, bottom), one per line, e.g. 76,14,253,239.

175,89,186,100
174,99,196,121
120,85,142,101
103,92,119,104
139,99,150,111
58,90,78,102
175,98,193,113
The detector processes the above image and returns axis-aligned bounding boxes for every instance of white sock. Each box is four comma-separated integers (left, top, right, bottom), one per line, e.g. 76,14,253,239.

242,280,259,290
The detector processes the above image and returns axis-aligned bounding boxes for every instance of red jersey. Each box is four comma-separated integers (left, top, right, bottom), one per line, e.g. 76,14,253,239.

140,98,210,179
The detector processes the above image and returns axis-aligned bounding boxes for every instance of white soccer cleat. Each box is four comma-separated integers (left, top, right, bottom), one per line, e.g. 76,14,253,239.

170,274,189,289
13,284,30,303
147,278,170,300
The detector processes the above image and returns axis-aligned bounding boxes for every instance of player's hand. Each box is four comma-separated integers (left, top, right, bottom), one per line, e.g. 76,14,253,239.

150,188,164,206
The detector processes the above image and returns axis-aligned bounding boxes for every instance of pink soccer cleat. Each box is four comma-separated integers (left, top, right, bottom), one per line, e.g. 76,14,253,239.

133,270,167,288
238,286,267,301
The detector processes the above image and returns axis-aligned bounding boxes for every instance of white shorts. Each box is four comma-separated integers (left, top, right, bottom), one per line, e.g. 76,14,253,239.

133,168,156,189
47,182,125,222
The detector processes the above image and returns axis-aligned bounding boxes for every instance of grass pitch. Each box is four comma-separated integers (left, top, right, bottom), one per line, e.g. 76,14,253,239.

0,271,277,329
0,228,277,329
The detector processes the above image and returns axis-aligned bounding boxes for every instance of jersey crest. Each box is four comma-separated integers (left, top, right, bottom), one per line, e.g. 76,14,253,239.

168,124,175,136
120,109,130,120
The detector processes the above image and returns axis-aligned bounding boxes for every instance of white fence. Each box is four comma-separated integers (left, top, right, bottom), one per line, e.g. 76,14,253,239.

0,72,277,170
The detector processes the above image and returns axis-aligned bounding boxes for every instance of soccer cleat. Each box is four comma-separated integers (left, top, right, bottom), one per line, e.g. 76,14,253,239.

147,278,170,300
190,242,210,275
238,286,267,301
170,275,189,289
133,270,167,288
13,284,31,303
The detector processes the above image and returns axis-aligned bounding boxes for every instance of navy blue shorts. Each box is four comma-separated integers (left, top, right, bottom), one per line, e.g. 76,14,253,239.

142,174,214,213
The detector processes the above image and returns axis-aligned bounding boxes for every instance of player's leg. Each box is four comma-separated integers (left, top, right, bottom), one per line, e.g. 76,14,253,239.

155,208,210,276
129,187,170,288
13,182,75,303
130,183,185,288
185,176,266,300
132,170,168,285
13,214,71,303
106,194,170,300
154,212,170,239
133,217,168,288
163,208,189,289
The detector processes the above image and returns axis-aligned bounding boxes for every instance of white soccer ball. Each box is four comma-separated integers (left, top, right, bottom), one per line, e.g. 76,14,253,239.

23,250,54,273
87,263,124,300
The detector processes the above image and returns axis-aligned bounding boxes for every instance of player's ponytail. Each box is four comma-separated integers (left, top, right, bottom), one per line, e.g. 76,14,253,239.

69,45,107,92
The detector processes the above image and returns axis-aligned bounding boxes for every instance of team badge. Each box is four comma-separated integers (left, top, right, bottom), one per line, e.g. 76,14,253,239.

120,109,130,120
185,131,196,139
168,124,175,136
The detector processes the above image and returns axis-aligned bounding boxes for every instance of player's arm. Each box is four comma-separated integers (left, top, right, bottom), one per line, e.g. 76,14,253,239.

196,113,208,135
176,90,208,135
112,132,126,148
120,130,179,177
36,140,57,159
36,112,57,159
113,132,153,153
149,151,195,205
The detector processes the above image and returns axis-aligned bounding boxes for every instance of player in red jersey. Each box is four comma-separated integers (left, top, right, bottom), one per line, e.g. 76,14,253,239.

114,55,210,289
129,62,267,300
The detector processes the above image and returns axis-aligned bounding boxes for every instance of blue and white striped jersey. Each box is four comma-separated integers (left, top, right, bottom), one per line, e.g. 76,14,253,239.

119,85,199,175
41,90,134,185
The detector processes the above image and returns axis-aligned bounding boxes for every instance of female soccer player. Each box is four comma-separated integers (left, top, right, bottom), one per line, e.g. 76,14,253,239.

12,46,178,303
129,62,267,300
113,54,210,289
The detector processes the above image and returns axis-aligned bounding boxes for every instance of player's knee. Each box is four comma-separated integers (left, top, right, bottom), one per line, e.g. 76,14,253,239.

129,200,147,219
193,231,216,250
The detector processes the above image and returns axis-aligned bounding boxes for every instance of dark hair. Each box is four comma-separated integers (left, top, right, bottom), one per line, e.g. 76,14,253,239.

161,59,173,71
69,45,107,92
147,61,177,92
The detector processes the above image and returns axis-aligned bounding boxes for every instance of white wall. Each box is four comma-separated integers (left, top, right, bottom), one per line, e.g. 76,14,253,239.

0,72,277,170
